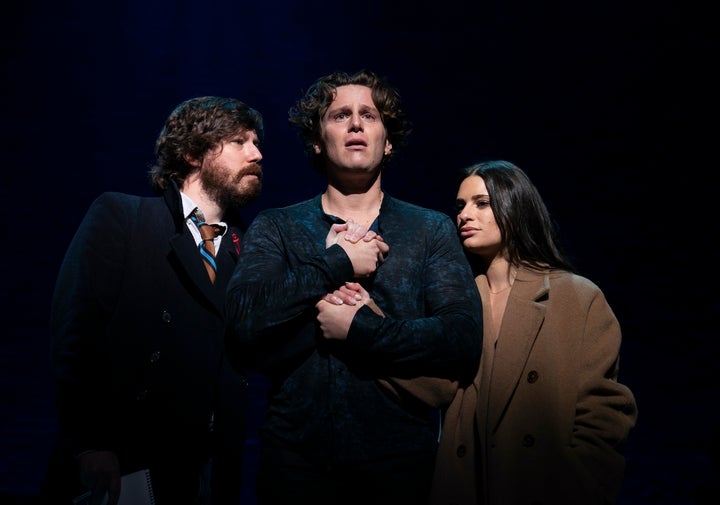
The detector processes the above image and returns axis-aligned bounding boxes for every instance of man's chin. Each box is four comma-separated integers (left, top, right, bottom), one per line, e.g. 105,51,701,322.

230,183,262,208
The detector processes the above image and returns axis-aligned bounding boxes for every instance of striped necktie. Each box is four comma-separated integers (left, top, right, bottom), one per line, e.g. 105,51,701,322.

190,208,225,283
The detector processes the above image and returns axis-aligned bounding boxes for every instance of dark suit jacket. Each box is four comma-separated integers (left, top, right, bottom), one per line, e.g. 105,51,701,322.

44,184,249,503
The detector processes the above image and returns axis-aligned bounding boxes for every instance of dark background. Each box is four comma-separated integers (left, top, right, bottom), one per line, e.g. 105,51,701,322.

2,1,717,504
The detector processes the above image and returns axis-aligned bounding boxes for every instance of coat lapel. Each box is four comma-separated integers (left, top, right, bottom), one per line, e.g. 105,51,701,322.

488,269,549,431
213,231,242,293
169,232,223,307
163,186,236,313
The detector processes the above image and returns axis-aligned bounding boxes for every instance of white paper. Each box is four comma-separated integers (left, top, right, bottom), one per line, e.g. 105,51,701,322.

74,468,154,505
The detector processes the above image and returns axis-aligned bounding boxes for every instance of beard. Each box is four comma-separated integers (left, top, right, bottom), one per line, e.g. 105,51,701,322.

201,161,263,210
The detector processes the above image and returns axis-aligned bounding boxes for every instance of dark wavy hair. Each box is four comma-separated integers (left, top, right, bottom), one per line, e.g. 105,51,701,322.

459,160,576,274
288,69,412,174
149,96,264,191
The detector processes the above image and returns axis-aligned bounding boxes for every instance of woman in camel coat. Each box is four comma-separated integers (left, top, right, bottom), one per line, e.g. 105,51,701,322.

430,160,638,505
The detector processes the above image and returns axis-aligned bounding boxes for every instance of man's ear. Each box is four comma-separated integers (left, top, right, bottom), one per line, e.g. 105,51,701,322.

183,153,201,167
313,143,321,154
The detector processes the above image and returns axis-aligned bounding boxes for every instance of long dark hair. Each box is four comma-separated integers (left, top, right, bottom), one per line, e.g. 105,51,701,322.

460,160,576,274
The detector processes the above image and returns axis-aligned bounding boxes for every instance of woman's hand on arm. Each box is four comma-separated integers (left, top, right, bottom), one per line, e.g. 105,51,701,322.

316,282,384,340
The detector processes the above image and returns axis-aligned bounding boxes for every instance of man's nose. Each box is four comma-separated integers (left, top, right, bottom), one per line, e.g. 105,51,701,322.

349,114,363,131
250,144,262,161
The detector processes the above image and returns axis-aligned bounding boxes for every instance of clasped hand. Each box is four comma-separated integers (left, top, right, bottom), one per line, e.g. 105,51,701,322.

326,219,389,278
316,281,381,340
318,221,388,340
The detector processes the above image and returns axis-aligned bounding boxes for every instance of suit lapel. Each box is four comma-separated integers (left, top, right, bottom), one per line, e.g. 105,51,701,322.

213,231,242,294
169,232,222,307
163,186,241,312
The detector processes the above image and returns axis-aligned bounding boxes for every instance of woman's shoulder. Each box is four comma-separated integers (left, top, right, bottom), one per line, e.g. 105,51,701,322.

545,270,610,309
548,270,601,290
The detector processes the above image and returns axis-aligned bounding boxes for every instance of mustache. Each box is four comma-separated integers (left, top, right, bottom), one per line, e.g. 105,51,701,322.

240,162,263,180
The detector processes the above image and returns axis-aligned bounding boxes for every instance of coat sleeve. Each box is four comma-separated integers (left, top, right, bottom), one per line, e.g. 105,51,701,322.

50,193,132,454
569,285,638,504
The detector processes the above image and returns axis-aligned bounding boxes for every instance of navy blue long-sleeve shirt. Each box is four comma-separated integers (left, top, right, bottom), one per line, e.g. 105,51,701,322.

225,193,483,464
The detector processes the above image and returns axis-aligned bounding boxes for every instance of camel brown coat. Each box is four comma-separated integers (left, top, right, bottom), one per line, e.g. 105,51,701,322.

431,267,637,505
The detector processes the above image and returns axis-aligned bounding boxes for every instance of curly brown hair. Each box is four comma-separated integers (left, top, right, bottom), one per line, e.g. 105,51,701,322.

149,96,264,191
288,69,412,174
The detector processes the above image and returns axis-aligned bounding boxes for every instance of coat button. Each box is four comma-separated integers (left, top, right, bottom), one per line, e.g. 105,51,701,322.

161,310,172,323
522,434,535,447
150,351,161,363
527,370,539,383
456,445,467,458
